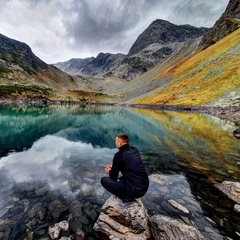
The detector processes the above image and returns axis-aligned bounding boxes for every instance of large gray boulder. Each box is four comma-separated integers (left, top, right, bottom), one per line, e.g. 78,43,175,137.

93,195,151,239
150,215,204,240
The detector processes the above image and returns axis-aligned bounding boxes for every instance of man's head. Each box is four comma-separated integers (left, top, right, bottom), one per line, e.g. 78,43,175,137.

115,133,129,148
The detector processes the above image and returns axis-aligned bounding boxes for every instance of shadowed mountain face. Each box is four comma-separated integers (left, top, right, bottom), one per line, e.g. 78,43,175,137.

199,0,240,50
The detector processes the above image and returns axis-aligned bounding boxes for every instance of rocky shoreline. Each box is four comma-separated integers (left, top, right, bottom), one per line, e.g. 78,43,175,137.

126,104,240,126
0,98,239,126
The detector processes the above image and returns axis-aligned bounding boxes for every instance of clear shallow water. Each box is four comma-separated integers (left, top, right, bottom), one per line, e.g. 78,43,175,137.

0,104,239,239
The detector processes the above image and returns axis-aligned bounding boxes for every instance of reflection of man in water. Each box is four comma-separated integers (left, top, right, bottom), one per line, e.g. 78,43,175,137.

101,133,149,207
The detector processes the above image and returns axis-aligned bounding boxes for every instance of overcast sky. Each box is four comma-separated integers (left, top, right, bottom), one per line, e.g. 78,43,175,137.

0,0,229,64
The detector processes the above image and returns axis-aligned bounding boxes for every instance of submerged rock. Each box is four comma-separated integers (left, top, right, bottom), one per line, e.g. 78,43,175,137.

93,195,151,239
69,200,82,218
167,199,190,215
48,200,68,219
150,215,204,240
48,220,73,240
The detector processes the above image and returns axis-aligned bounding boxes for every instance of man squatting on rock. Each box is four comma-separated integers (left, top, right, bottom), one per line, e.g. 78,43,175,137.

101,133,149,207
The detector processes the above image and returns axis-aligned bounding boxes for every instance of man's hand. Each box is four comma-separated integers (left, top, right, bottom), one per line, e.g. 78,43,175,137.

105,165,112,173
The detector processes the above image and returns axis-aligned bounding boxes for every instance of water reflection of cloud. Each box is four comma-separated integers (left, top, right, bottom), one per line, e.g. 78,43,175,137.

0,135,115,186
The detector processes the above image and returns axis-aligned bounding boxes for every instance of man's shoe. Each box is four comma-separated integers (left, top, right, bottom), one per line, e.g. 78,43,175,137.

118,199,136,207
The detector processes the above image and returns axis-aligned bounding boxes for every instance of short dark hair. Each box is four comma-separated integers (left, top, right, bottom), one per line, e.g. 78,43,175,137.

117,133,129,143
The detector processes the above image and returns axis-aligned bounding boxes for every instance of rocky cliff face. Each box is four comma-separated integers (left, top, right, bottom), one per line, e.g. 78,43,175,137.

199,0,240,50
54,52,126,77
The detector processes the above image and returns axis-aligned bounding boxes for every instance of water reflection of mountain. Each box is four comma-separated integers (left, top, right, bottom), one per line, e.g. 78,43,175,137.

0,105,174,157
129,108,239,182
0,105,239,183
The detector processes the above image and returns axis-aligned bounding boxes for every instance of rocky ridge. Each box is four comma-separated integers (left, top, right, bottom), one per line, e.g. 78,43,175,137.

54,19,208,80
199,0,240,50
53,57,95,76
54,52,126,77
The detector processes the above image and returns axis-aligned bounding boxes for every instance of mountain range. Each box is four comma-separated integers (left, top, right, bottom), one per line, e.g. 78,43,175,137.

54,20,208,80
0,0,239,107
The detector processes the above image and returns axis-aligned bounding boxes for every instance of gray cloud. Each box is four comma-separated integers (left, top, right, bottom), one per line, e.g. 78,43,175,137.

170,0,227,27
0,0,229,63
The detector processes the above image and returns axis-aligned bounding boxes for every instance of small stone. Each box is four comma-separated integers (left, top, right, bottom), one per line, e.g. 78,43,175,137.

167,199,190,215
180,216,191,225
48,225,60,240
69,200,82,218
69,218,82,232
35,187,48,196
58,220,69,231
48,200,68,219
96,187,105,197
75,228,85,240
204,227,216,233
234,204,240,213
83,202,97,221
149,174,170,185
80,183,94,196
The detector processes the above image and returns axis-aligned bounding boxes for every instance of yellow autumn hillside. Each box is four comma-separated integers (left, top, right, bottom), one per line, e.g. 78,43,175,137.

130,28,240,106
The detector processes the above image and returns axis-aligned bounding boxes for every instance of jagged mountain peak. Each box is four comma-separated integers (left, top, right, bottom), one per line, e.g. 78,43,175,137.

128,19,208,56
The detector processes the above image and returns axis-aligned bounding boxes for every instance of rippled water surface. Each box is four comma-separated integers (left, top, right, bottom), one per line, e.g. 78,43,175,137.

0,104,239,239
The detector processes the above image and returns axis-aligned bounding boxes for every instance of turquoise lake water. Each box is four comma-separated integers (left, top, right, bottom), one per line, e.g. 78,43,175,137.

0,104,239,239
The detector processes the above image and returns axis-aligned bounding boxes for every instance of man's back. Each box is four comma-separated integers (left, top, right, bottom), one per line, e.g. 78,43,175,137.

122,147,149,194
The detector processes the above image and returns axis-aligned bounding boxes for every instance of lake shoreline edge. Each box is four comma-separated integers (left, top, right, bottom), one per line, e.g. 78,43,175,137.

0,98,239,126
